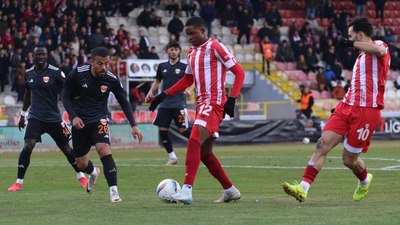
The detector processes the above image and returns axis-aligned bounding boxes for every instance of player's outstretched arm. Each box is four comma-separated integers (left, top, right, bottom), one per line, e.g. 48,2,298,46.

148,74,194,111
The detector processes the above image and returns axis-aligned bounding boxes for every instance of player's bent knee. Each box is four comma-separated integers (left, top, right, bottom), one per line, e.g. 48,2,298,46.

342,156,356,168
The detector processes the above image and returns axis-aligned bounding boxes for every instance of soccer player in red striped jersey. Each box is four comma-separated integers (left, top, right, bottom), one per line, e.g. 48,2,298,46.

149,17,245,204
282,17,390,202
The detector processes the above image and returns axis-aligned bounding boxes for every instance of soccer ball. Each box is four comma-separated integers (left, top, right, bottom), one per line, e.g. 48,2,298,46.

302,137,310,144
156,179,181,203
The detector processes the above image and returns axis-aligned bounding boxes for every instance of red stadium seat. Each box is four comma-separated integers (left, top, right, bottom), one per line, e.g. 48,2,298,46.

287,62,297,70
321,91,332,99
311,90,322,99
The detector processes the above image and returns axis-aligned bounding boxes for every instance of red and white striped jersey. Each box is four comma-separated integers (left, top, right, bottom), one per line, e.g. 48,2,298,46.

343,40,390,109
185,38,237,105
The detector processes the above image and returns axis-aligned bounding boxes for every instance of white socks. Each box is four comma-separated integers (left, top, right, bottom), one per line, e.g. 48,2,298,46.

300,181,310,192
359,176,370,186
168,152,177,159
76,172,85,179
16,178,23,184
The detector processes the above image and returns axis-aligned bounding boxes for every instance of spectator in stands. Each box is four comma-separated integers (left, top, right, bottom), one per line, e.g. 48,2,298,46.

305,47,319,73
269,25,282,44
10,47,22,89
200,0,216,37
305,0,318,19
78,49,89,65
264,5,282,27
168,12,184,41
137,5,154,29
383,27,396,45
147,46,160,59
390,50,400,71
92,27,105,47
119,0,137,17
165,0,180,16
322,0,335,19
324,64,336,91
138,29,150,59
237,8,253,45
354,0,367,16
181,0,197,17
101,0,118,16
260,37,273,75
299,85,314,119
252,0,266,19
374,0,386,22
306,16,322,35
331,81,346,100
0,49,9,93
2,27,14,47
323,45,337,66
15,62,26,102
331,58,344,80
316,65,328,92
297,54,308,72
257,21,273,42
220,3,237,27
275,40,295,63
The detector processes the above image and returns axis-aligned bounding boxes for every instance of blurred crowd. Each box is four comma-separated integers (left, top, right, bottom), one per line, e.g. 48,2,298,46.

0,0,398,104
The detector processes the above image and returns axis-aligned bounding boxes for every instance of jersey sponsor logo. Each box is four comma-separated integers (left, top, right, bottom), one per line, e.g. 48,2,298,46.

43,76,49,83
100,118,108,125
175,68,181,74
100,85,108,93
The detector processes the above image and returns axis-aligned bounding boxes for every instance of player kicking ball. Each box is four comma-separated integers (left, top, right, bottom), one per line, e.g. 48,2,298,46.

149,17,245,204
282,17,390,202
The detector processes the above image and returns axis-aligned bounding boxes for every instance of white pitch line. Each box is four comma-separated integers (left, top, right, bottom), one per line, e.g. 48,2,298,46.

1,163,399,171
1,156,400,170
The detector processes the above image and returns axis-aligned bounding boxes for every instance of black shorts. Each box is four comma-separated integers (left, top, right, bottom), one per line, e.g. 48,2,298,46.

72,118,111,157
25,118,70,145
153,107,188,129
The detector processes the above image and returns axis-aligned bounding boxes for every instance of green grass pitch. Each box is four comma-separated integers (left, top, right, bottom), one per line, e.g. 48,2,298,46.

0,140,399,225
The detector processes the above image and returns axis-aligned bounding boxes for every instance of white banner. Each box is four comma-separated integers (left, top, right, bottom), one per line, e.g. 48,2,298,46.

126,59,161,78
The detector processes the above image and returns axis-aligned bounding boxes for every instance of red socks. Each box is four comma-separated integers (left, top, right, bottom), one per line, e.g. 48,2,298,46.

302,165,319,184
201,152,232,189
183,138,201,186
353,168,368,181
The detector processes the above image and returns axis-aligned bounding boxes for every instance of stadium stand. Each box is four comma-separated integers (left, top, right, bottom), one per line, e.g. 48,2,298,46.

0,0,399,120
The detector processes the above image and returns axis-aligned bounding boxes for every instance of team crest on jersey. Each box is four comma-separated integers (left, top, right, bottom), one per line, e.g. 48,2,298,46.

175,68,181,74
100,85,108,93
43,76,49,83
100,119,108,125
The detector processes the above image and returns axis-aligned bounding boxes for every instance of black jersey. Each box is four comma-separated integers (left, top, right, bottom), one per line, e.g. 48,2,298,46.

25,64,65,123
155,61,187,109
62,65,136,126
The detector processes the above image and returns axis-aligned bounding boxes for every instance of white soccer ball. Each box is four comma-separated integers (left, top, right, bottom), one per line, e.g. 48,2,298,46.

302,137,310,144
156,179,181,203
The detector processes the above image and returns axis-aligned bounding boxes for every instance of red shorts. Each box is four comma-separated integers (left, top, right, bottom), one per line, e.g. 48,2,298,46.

324,102,381,153
194,103,224,136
